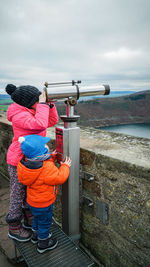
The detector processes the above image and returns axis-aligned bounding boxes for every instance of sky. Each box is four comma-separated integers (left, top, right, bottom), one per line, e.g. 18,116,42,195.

0,0,150,94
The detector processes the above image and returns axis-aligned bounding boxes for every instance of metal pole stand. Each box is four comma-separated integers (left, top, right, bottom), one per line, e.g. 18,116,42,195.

55,100,80,241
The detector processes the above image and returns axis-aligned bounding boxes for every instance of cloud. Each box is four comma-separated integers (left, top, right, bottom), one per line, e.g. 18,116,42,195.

104,48,142,60
0,0,150,93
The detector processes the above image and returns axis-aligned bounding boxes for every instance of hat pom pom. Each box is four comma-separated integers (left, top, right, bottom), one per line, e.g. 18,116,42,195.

18,136,25,144
5,84,17,95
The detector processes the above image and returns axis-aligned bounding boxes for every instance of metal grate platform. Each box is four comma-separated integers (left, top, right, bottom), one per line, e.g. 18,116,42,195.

13,222,94,267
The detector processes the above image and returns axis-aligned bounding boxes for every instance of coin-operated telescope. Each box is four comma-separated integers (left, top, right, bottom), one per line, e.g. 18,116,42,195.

44,80,110,241
44,80,110,103
44,80,110,125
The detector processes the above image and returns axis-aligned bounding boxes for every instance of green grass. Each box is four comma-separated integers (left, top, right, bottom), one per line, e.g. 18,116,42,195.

0,99,13,104
0,99,13,112
0,105,9,111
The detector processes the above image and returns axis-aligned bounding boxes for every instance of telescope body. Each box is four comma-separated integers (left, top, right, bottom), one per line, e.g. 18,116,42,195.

45,84,110,101
48,80,110,240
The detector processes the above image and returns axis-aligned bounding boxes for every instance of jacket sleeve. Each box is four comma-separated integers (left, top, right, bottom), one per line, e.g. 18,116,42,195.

13,104,49,130
48,104,59,127
44,163,70,185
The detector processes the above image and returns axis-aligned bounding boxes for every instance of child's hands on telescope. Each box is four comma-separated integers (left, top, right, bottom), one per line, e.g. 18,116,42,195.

46,99,55,108
61,156,72,167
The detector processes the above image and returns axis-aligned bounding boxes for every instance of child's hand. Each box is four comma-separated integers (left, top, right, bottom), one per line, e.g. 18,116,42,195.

47,100,55,105
39,91,46,103
61,156,72,167
51,149,57,156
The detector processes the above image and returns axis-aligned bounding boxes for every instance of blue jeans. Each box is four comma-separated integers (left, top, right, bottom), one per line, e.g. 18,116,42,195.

28,204,53,239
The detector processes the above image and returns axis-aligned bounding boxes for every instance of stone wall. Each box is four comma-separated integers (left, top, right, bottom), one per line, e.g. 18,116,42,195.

0,118,13,177
79,151,150,267
1,117,150,267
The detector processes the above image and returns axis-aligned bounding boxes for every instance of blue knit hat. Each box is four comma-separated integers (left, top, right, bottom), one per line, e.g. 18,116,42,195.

18,135,50,158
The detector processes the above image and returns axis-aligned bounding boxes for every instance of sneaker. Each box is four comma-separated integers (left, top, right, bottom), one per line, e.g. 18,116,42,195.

31,232,52,244
8,227,32,242
37,237,58,253
31,231,38,244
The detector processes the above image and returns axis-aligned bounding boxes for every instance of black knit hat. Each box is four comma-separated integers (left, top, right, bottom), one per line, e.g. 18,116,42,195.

5,84,41,108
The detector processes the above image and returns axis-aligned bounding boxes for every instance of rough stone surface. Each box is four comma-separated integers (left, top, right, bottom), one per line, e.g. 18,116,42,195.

0,175,15,260
0,174,28,266
47,124,150,169
1,117,150,266
0,117,13,178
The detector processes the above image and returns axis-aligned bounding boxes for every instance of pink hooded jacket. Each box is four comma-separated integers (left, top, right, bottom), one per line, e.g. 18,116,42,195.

7,103,59,166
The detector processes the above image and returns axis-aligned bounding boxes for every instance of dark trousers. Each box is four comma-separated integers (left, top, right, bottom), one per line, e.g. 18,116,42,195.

28,204,53,239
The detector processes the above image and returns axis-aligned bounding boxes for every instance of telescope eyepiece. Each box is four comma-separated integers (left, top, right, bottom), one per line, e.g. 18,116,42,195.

44,82,48,87
103,84,110,95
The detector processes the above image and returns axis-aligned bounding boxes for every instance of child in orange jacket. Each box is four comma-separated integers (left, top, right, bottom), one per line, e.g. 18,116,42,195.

17,134,71,253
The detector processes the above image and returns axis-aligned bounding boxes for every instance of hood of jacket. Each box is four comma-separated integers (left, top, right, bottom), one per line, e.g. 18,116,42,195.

7,103,34,122
17,158,43,186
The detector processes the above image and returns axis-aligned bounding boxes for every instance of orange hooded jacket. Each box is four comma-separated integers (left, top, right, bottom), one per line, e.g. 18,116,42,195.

17,156,70,208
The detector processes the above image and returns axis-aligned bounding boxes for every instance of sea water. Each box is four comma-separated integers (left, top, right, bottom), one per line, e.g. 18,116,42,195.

99,123,150,139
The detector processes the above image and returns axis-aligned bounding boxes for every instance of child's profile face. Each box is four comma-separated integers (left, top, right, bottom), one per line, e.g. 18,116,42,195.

45,144,49,152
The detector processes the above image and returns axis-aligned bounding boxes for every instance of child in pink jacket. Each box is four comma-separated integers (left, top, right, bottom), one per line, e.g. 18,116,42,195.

5,83,59,242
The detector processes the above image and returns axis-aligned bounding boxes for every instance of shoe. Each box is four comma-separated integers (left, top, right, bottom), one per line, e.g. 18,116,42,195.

6,214,32,242
22,208,33,230
31,231,38,244
22,221,32,230
8,226,32,242
37,237,58,253
31,232,52,244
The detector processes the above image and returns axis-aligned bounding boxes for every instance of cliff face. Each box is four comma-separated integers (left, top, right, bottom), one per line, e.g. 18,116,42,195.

72,90,150,127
